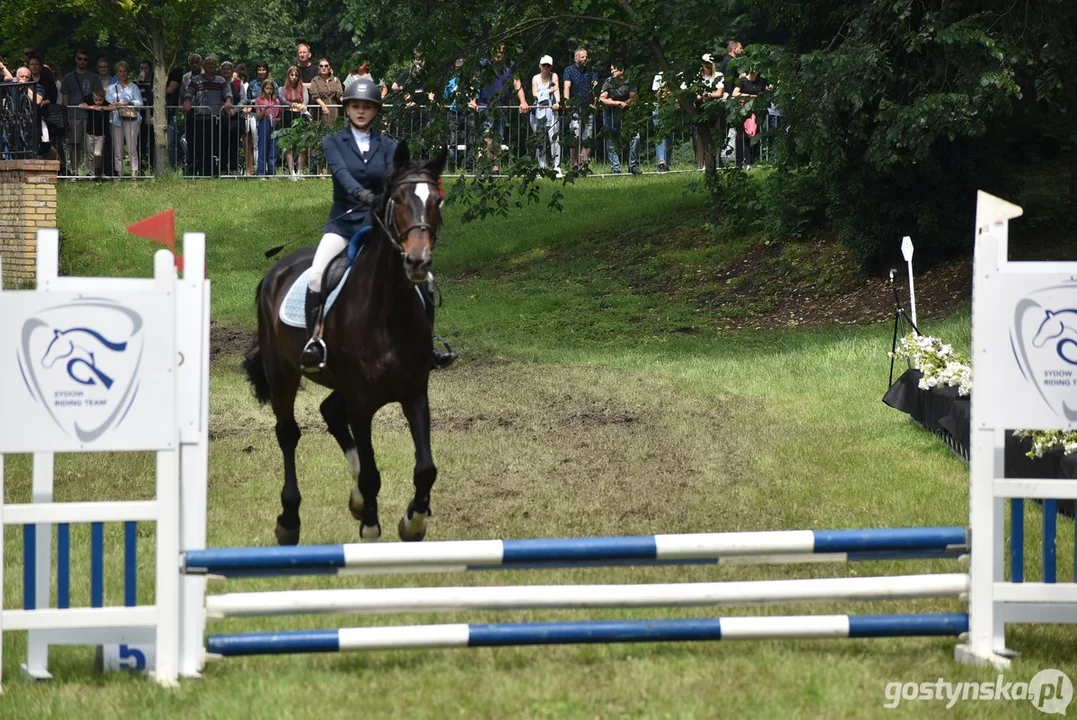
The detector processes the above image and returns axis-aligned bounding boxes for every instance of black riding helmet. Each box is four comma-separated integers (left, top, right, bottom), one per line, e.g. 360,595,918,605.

343,80,383,107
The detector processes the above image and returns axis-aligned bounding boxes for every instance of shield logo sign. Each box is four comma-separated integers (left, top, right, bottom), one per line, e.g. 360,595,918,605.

17,298,146,443
1010,284,1077,423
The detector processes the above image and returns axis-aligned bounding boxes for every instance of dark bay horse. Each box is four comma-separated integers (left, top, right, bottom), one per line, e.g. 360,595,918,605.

243,143,447,545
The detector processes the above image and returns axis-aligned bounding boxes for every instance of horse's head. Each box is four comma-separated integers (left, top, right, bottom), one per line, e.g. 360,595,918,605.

379,143,448,284
1033,310,1066,348
41,329,73,368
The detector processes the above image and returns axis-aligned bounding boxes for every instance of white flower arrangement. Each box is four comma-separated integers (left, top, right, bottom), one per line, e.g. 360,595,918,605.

891,331,1077,458
889,333,972,396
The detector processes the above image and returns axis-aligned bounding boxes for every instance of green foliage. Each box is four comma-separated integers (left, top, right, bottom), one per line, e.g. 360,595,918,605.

273,115,339,158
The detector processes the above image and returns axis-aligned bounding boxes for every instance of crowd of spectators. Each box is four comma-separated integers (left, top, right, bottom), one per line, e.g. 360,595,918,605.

0,39,777,178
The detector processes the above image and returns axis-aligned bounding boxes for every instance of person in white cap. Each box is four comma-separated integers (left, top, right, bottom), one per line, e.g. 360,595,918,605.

693,53,725,169
529,55,563,177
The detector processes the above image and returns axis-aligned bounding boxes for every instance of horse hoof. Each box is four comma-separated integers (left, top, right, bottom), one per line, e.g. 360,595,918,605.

359,523,381,542
348,486,364,521
398,510,429,542
275,522,300,546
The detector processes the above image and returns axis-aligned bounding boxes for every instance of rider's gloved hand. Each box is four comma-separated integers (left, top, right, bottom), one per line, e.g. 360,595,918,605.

353,188,375,206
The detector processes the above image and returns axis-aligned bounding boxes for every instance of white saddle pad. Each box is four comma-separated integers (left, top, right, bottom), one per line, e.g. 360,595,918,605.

279,266,353,329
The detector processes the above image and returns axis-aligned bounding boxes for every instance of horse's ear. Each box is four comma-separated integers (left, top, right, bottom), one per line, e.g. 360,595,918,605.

427,147,448,178
1047,310,1057,318
392,141,411,171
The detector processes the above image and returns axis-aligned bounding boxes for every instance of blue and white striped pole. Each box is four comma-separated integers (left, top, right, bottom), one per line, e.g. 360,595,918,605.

206,613,970,656
183,527,968,578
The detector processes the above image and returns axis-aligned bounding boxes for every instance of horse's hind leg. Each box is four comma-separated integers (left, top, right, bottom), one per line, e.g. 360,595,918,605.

346,406,382,542
320,391,359,484
399,391,436,542
271,370,303,546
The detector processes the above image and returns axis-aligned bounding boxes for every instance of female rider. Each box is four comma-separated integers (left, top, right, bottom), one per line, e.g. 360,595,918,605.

300,79,456,373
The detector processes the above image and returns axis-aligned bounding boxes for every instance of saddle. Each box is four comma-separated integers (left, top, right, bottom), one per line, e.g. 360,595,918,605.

278,227,427,329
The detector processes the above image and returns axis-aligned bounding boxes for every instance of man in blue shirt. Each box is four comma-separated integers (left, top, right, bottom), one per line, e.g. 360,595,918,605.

562,47,598,171
468,44,527,175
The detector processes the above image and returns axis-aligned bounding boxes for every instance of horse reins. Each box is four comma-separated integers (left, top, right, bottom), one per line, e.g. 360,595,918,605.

370,173,443,254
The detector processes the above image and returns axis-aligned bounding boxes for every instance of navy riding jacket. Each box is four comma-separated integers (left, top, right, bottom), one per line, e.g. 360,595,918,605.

322,127,397,239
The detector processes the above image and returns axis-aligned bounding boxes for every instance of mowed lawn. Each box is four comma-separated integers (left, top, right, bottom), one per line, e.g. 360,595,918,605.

1,174,1074,718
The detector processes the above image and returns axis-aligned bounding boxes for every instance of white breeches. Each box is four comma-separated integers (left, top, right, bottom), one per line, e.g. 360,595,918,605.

308,232,348,292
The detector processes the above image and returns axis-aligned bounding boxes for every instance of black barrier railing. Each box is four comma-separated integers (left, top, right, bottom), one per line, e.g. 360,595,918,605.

1,82,41,160
54,102,781,179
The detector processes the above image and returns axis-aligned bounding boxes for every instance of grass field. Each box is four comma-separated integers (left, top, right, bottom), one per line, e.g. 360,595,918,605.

2,174,1074,718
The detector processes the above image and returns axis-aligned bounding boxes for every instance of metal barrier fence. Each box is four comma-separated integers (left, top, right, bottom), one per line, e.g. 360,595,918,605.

0,82,42,160
54,103,780,179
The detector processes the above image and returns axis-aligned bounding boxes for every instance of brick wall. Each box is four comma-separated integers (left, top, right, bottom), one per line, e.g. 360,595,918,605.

0,159,59,288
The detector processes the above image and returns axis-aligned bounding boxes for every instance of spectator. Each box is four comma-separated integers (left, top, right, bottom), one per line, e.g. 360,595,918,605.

719,40,745,96
218,61,240,174
253,79,280,176
61,50,101,177
391,51,435,106
183,56,233,177
77,87,112,179
469,44,527,174
694,53,725,169
443,57,470,170
652,71,671,172
599,61,640,175
562,47,598,172
0,57,12,81
732,68,768,168
14,65,49,159
28,55,65,173
106,61,142,178
136,60,154,173
529,55,562,177
280,65,309,178
244,62,271,176
235,64,254,176
180,54,202,175
96,57,118,175
296,44,316,87
309,57,343,124
343,53,378,90
163,62,184,166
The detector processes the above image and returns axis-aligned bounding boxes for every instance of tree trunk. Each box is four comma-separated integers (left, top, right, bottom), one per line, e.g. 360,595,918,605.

150,21,170,179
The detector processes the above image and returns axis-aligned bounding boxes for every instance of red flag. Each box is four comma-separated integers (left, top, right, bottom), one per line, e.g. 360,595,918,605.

127,209,183,273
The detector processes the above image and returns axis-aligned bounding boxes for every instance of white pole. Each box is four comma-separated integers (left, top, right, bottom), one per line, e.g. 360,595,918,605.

204,573,970,618
901,236,916,327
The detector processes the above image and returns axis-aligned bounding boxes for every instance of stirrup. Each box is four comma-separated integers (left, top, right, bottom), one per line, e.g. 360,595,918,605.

300,337,327,373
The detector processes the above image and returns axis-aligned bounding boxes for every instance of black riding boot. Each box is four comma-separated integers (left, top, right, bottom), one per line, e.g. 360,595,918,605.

299,287,327,373
421,281,457,369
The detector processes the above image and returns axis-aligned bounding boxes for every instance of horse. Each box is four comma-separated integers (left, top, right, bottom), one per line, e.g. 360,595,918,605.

243,142,448,546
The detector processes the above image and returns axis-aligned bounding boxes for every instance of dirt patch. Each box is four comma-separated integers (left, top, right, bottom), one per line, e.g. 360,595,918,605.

211,323,256,358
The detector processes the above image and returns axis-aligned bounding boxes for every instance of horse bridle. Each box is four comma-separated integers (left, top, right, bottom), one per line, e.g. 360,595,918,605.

371,173,442,254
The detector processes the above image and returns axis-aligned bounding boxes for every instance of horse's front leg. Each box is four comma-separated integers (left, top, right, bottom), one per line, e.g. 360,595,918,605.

346,407,382,542
399,391,436,542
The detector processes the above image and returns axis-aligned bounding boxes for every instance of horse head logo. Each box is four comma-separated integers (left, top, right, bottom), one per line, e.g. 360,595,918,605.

40,327,128,388
1030,309,1077,364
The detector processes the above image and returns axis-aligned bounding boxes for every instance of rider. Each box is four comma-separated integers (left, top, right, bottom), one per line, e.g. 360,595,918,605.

299,80,457,373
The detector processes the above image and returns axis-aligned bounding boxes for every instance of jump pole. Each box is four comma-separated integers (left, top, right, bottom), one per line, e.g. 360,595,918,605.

204,573,970,618
206,613,971,657
183,527,968,577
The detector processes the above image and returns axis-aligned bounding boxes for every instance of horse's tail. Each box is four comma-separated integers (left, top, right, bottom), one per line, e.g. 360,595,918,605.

242,280,272,405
